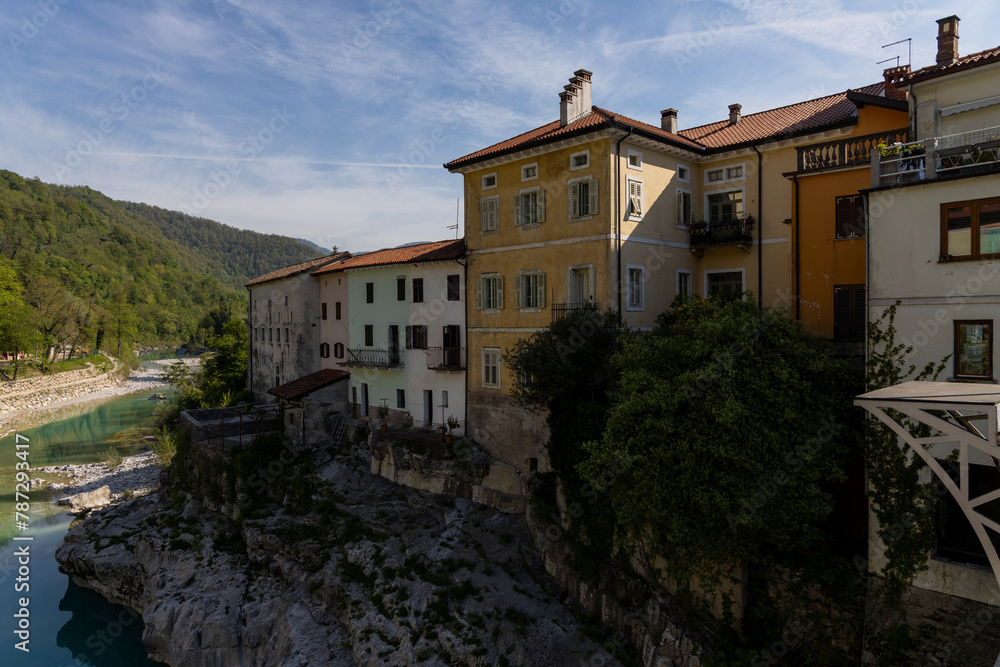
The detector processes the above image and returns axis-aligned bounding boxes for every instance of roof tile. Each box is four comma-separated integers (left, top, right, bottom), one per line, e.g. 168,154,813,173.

904,45,1000,84
313,239,464,275
245,251,351,287
268,368,350,401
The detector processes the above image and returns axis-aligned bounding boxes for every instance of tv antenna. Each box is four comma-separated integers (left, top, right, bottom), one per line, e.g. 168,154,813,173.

881,37,912,68
448,197,460,238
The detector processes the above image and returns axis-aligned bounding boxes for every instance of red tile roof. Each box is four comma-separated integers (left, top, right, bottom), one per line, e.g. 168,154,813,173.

904,45,1000,84
245,251,351,287
676,84,885,149
312,239,465,275
444,84,890,169
445,108,701,170
268,369,350,401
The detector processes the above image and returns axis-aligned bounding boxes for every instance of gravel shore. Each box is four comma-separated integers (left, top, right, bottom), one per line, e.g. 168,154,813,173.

36,451,162,503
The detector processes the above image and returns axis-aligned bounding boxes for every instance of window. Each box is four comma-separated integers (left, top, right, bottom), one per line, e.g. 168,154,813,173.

335,302,342,320
482,173,497,189
570,179,598,219
677,270,692,297
441,390,448,407
476,275,504,310
361,383,369,417
514,190,546,226
320,343,330,358
447,274,460,301
955,321,993,380
405,325,428,349
365,282,374,303
627,150,642,170
836,195,865,239
284,295,288,306
334,342,344,358
397,389,406,409
412,278,424,303
364,324,374,347
397,277,406,301
515,272,546,310
480,196,498,233
284,328,289,343
626,266,644,310
707,270,744,299
627,179,643,220
521,163,537,181
268,328,272,342
567,266,595,304
706,162,745,184
570,150,589,170
676,190,692,227
483,348,500,388
253,328,257,341
321,303,328,320
833,285,865,342
677,165,689,183
708,191,743,223
942,197,1000,260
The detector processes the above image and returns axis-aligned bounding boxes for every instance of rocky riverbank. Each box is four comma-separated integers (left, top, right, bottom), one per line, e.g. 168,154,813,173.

56,439,627,666
36,451,162,501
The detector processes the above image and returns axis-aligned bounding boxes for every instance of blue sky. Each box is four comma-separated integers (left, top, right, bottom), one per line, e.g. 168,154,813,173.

1,0,996,253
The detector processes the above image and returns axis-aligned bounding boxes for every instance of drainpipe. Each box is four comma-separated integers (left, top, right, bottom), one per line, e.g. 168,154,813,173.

246,286,253,400
614,127,634,321
458,256,467,435
792,174,801,321
753,145,763,308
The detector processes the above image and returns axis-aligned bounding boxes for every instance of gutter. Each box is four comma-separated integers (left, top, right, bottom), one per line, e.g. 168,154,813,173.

458,256,468,434
753,144,763,308
614,126,634,321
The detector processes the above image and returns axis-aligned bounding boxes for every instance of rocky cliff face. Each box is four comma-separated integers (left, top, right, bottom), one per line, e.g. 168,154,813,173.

56,443,625,666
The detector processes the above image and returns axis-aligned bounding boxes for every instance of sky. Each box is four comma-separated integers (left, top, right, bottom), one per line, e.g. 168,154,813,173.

1,0,997,254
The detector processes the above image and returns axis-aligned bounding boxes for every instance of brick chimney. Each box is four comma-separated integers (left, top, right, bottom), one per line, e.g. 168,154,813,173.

936,15,960,66
661,108,678,133
882,65,910,101
729,103,742,125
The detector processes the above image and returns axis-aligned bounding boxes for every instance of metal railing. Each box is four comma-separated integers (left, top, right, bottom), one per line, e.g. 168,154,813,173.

425,347,466,371
877,125,1000,185
194,404,282,447
343,347,403,368
552,301,595,322
797,128,908,173
689,215,755,249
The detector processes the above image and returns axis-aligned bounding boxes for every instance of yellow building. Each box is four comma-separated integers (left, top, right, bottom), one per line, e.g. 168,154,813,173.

445,70,907,470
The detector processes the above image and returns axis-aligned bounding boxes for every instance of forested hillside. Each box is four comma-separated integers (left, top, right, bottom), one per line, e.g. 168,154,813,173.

0,169,328,360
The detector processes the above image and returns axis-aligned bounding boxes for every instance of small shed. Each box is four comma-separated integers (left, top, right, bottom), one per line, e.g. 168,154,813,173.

855,380,1000,590
268,369,350,446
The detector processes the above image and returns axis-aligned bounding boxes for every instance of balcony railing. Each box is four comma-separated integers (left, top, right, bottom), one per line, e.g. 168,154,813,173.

343,347,403,368
425,347,466,371
797,128,908,173
552,301,595,322
830,339,864,358
689,215,755,252
875,125,1000,186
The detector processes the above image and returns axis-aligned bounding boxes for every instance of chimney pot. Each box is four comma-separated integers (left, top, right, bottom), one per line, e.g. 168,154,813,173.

661,108,678,134
560,70,592,126
729,103,742,125
882,65,911,101
936,15,960,66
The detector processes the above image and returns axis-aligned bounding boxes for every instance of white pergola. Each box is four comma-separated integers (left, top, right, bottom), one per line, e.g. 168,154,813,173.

855,380,1000,589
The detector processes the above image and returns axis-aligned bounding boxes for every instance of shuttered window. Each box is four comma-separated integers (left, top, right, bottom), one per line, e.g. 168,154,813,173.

480,197,498,233
570,179,598,219
833,285,866,341
483,348,500,388
513,190,545,226
627,179,643,219
835,195,865,239
405,325,428,349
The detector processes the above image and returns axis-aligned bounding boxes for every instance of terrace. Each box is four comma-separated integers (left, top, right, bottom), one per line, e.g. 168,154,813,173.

874,126,1000,186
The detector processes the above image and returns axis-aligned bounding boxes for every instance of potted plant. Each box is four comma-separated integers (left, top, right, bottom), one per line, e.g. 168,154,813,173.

446,416,459,444
376,405,389,432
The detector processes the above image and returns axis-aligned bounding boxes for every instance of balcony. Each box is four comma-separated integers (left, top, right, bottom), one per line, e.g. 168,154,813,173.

689,215,755,254
552,301,597,322
797,128,908,173
875,125,1000,186
425,347,466,371
342,347,403,369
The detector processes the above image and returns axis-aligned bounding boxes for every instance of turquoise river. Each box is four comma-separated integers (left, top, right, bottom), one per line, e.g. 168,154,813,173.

0,387,165,666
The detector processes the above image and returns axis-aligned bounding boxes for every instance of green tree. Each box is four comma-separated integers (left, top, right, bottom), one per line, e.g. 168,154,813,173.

579,296,853,588
0,303,40,379
200,318,249,407
22,275,74,370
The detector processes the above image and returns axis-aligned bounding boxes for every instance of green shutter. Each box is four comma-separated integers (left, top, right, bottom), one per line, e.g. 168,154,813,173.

536,189,546,223
513,195,522,226
538,272,546,308
514,275,522,309
570,182,580,218
587,268,596,303
497,276,504,309
589,180,598,216
476,277,483,310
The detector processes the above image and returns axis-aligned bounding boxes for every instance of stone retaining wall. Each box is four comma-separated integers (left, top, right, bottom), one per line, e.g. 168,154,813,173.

0,363,119,416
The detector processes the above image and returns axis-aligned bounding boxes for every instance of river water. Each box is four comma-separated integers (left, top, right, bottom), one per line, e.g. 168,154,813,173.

0,389,164,666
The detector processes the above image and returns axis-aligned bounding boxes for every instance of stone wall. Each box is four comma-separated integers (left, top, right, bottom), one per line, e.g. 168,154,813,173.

0,363,118,416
